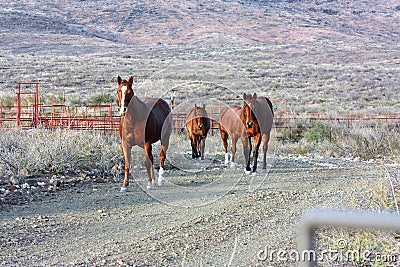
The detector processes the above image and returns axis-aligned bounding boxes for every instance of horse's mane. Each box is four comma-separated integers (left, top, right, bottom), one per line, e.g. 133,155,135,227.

264,97,274,117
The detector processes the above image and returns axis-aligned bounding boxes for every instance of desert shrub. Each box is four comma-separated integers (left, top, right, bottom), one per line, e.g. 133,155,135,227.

277,124,307,142
70,98,87,106
316,227,399,267
0,129,121,176
332,125,400,161
88,93,113,105
303,121,331,142
291,140,313,156
0,96,16,107
278,123,399,161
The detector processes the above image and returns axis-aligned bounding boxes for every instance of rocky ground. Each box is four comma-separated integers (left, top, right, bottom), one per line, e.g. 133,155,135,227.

0,156,395,266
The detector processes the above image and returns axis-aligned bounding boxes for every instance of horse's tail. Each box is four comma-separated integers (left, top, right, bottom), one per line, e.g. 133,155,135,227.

264,97,274,117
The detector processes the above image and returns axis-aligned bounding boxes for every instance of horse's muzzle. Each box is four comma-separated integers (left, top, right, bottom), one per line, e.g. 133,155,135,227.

198,124,203,130
246,121,254,128
119,107,127,116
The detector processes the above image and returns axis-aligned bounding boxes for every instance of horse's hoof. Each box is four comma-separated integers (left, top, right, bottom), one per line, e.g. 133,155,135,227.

230,162,237,168
251,172,257,176
146,185,154,190
158,179,164,186
244,170,251,175
120,187,128,193
224,153,229,166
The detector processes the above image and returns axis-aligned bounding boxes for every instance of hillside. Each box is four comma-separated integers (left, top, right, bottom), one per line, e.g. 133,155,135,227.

0,0,399,113
1,0,399,54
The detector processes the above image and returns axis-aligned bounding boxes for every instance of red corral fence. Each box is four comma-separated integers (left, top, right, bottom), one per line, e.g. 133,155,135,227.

0,83,399,133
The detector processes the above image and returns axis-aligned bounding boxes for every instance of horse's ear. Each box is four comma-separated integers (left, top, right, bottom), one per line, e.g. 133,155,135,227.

117,76,122,85
195,104,197,109
203,104,206,109
252,93,257,100
128,76,133,84
243,93,247,100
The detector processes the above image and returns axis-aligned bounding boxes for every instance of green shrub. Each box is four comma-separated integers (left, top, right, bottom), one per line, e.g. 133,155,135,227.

88,93,113,105
70,98,87,106
303,121,331,142
0,96,16,107
277,124,307,142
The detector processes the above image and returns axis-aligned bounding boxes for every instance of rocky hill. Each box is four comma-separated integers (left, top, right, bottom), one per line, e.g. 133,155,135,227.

1,0,399,55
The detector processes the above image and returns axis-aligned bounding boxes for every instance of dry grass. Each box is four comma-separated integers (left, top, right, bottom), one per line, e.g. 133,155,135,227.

0,129,121,177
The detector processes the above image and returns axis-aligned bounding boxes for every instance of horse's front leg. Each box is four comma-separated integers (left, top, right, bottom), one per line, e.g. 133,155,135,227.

144,142,155,190
190,134,198,159
200,137,206,160
220,128,229,166
120,142,132,192
252,133,262,174
158,144,167,186
196,135,202,158
241,135,251,174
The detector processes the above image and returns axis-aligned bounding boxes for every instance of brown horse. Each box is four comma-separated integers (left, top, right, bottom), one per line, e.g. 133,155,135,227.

117,76,172,191
219,93,273,174
185,104,210,160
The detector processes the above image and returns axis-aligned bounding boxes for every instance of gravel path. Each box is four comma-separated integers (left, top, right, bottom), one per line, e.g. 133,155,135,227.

0,157,386,266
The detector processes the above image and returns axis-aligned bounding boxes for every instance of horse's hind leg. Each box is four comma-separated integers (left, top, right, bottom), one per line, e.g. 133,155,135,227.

158,144,167,186
120,142,132,192
230,135,239,168
262,133,270,169
220,128,229,166
144,142,155,190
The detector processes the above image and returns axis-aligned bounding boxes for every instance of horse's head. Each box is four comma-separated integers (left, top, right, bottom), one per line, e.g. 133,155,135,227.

194,104,207,131
243,93,257,128
117,75,134,116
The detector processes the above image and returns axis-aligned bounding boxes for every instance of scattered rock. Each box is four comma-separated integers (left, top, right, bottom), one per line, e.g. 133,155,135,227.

4,185,17,191
25,179,38,187
9,176,20,185
94,177,106,183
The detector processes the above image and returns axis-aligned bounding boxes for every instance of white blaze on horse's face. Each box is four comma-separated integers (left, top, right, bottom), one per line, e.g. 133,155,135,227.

119,85,128,116
244,102,255,128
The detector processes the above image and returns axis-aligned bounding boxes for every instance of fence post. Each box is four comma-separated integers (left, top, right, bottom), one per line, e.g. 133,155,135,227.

0,101,2,128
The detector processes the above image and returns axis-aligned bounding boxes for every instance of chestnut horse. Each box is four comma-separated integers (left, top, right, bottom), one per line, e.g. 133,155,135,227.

117,76,172,191
219,93,273,174
185,104,210,160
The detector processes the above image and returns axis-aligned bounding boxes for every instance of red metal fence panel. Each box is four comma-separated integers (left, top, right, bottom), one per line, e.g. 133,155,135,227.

0,83,399,133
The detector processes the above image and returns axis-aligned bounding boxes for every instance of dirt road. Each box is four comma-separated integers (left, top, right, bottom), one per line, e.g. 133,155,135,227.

0,157,385,266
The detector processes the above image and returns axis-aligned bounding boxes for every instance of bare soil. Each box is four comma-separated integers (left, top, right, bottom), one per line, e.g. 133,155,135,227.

0,156,386,266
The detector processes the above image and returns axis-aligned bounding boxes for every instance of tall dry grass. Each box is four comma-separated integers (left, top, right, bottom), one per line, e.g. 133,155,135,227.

0,129,121,177
277,123,400,162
